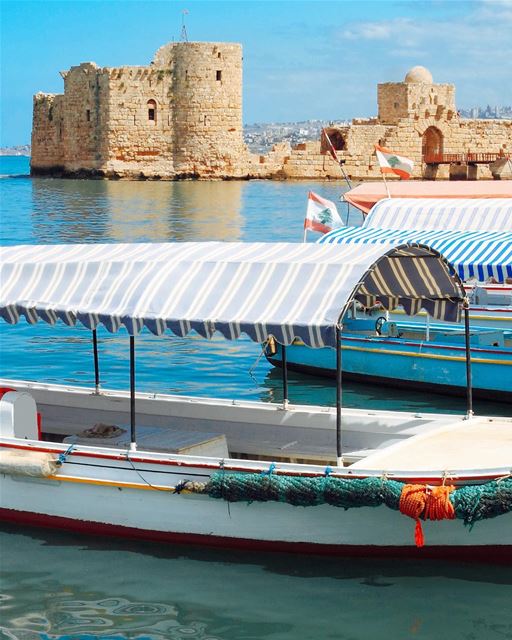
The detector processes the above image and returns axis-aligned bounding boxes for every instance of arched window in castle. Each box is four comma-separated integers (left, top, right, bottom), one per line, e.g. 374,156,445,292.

147,99,157,123
321,128,346,153
422,126,443,163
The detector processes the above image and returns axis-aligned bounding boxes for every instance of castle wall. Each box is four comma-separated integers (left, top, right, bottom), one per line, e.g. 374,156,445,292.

61,63,110,172
31,93,66,170
104,65,175,177
31,49,512,181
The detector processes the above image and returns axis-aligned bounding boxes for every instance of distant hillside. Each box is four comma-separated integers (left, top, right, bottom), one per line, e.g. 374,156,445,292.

0,145,31,156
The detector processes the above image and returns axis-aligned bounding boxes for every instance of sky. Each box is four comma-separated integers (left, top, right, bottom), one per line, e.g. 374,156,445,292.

1,0,511,146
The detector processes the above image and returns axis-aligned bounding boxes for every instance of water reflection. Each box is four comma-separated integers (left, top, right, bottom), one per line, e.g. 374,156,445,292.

29,179,245,245
1,525,512,640
31,179,111,244
105,180,243,243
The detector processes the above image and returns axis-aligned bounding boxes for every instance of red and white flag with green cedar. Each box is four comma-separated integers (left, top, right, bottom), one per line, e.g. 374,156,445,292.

375,144,414,179
304,191,343,235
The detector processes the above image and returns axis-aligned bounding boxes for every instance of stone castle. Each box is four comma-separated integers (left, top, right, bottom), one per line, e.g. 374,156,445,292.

31,42,511,180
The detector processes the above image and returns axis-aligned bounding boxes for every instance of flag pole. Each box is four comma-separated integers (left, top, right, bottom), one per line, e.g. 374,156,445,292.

303,225,307,243
382,171,391,198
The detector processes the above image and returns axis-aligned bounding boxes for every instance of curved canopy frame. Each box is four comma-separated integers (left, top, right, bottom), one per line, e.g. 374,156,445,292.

0,241,464,348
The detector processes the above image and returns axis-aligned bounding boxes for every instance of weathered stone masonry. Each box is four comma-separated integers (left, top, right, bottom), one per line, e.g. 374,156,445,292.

31,42,249,179
32,48,511,180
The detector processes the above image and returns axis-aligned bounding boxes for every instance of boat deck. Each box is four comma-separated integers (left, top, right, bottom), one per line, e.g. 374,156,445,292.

352,417,512,471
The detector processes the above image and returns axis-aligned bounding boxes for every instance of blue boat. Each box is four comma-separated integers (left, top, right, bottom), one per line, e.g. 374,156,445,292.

266,317,512,402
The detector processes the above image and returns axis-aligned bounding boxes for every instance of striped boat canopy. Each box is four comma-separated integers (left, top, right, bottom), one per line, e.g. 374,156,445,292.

343,181,512,214
319,228,512,283
0,242,464,347
364,198,512,232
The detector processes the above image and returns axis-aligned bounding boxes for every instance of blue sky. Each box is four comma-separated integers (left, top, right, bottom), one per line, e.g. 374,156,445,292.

1,0,511,146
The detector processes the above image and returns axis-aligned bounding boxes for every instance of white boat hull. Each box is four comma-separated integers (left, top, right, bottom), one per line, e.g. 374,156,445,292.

1,437,511,561
1,381,510,561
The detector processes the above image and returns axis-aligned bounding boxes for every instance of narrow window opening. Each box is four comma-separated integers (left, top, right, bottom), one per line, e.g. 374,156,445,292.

216,70,222,82
48,107,53,122
86,109,91,122
217,52,221,58
147,99,157,123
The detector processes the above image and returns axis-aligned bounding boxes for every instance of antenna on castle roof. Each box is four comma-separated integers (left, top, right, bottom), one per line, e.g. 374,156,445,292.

181,9,189,42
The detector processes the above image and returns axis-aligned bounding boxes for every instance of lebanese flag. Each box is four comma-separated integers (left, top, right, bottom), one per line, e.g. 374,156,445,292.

304,191,343,234
375,144,414,179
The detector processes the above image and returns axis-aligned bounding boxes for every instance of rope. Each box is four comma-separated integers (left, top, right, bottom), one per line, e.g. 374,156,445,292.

177,472,512,547
57,443,75,466
248,338,270,382
399,484,455,547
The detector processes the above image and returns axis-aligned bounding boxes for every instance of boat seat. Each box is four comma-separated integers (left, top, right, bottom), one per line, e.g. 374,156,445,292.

0,389,41,440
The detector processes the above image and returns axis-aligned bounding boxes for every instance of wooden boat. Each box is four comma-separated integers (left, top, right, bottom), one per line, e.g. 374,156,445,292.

1,241,511,561
265,318,512,401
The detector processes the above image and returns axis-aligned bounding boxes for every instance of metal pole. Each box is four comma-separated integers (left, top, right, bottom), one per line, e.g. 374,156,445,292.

335,324,343,466
282,344,289,409
92,329,100,393
382,172,391,198
129,335,137,450
463,300,474,420
338,160,352,190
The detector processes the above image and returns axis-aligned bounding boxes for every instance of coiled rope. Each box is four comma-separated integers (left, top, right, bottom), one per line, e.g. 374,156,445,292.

399,484,455,547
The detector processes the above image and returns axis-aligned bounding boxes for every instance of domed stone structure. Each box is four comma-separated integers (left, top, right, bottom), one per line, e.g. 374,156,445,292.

404,65,433,84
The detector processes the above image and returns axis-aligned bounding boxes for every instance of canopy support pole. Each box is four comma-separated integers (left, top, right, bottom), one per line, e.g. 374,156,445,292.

281,344,289,410
92,329,100,394
129,335,137,451
335,324,343,466
463,299,474,420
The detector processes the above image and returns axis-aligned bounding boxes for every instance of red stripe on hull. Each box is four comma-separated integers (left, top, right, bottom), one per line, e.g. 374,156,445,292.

1,508,510,565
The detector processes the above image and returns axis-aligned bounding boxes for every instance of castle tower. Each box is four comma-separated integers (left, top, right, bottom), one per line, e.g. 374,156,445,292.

377,66,457,125
154,42,246,177
31,41,247,179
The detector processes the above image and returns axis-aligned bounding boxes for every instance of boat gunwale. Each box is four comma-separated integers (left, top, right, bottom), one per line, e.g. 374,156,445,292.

1,438,510,485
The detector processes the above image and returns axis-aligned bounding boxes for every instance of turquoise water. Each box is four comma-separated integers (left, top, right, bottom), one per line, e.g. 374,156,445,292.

1,157,512,639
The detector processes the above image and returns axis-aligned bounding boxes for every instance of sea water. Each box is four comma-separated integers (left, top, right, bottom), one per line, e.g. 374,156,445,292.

1,157,511,640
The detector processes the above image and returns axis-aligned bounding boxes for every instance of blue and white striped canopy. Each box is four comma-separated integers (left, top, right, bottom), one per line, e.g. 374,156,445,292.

319,228,512,283
364,198,512,231
0,242,464,347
